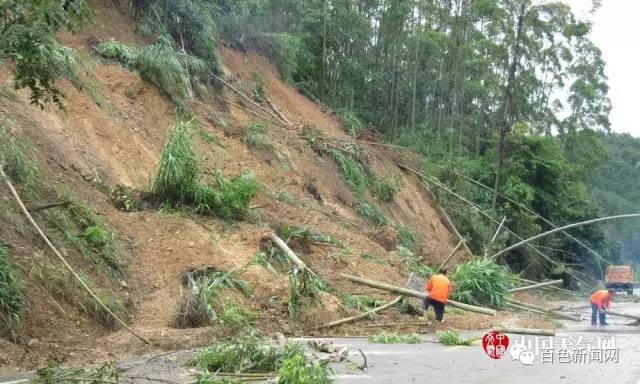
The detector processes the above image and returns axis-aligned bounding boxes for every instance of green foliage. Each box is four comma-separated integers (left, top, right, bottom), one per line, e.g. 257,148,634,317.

329,149,367,197
96,38,208,102
243,122,275,152
217,301,259,328
252,72,266,102
355,201,389,227
0,242,24,340
192,332,282,373
0,86,18,102
288,269,330,325
337,109,365,138
278,344,333,384
134,0,220,73
340,294,386,313
397,245,433,278
369,175,403,203
395,225,419,252
82,292,127,329
33,362,118,384
47,200,122,277
0,122,41,198
176,269,251,328
279,224,342,247
153,121,259,219
276,190,296,205
368,332,422,344
437,330,474,346
0,1,88,107
451,259,516,308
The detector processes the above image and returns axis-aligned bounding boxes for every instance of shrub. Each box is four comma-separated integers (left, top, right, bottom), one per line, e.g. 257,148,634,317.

217,302,259,329
368,332,422,344
369,175,403,203
329,150,367,197
0,243,25,340
451,259,516,308
340,294,386,313
153,120,199,203
175,269,251,328
337,109,365,137
204,171,260,219
437,330,474,346
96,38,208,102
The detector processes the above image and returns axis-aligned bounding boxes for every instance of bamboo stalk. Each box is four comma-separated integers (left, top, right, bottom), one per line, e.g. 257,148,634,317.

363,321,431,328
265,97,292,126
507,299,581,321
509,279,563,292
266,232,306,271
491,214,640,260
0,166,151,345
317,296,403,329
341,273,496,316
604,309,640,321
494,327,555,336
506,302,550,316
438,240,464,270
26,201,70,212
223,100,286,128
516,277,579,296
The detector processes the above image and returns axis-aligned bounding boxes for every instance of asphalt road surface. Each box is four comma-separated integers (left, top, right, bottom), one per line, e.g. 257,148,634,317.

2,301,640,384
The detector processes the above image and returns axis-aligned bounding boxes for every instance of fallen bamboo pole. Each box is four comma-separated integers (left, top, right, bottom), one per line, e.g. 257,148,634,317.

26,201,70,212
223,100,286,128
509,279,563,293
438,240,464,270
506,302,551,316
341,273,496,316
317,296,403,329
507,299,581,321
494,327,555,336
605,309,640,321
516,277,579,296
265,97,292,126
266,232,306,271
491,214,640,260
0,166,151,345
364,321,431,328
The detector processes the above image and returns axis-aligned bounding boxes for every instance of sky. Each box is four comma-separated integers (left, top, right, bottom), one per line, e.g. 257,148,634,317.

564,0,640,137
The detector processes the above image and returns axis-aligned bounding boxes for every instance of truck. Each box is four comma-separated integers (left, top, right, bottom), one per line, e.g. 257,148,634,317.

605,265,635,295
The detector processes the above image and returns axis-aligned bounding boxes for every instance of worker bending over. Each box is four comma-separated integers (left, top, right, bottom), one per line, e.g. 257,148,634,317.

590,289,614,326
422,268,453,322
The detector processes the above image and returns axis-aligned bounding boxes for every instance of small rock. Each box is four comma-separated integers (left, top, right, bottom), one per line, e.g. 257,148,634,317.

119,280,128,289
27,338,39,347
188,242,194,247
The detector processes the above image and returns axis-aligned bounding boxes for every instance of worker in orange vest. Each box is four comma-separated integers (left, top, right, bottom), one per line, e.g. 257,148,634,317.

590,289,614,325
422,268,454,322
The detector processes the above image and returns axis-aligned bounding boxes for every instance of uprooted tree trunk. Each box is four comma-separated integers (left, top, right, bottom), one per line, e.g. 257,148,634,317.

341,273,496,316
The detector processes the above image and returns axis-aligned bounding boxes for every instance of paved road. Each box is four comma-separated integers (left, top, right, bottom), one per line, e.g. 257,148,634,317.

3,301,640,384
325,301,640,384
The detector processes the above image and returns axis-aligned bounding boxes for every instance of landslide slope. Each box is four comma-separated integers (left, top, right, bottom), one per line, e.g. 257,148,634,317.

0,0,464,372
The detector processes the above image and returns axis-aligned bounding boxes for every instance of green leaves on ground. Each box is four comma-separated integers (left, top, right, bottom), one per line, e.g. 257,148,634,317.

368,332,422,344
437,330,474,346
0,242,25,340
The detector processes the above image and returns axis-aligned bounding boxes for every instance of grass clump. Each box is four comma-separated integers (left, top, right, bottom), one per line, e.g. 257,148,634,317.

451,259,516,308
0,121,41,197
369,175,403,203
279,224,342,247
175,269,251,328
243,122,275,152
96,38,208,102
288,269,330,326
276,190,295,205
33,362,118,384
368,332,422,344
217,301,259,329
47,200,122,277
329,149,367,197
355,201,389,227
153,121,259,219
437,330,475,346
341,294,386,313
0,242,25,340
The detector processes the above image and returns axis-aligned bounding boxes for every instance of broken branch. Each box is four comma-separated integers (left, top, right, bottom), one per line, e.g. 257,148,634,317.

317,296,403,329
266,232,306,271
509,279,563,293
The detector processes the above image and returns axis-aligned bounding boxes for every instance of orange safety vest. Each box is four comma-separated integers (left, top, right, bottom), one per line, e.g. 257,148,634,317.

590,290,613,310
426,274,453,304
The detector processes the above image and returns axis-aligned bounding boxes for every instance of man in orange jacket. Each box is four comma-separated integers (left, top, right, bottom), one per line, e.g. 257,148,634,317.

422,268,453,322
590,289,614,325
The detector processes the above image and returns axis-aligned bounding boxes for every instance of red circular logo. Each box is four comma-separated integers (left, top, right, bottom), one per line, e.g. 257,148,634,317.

482,331,510,359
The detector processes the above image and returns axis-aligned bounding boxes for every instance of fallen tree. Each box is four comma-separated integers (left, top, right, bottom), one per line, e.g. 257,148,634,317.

317,296,403,330
341,273,496,316
494,327,555,336
605,309,640,321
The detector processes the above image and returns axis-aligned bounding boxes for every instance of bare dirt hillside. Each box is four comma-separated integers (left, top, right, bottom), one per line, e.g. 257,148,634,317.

0,1,530,373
